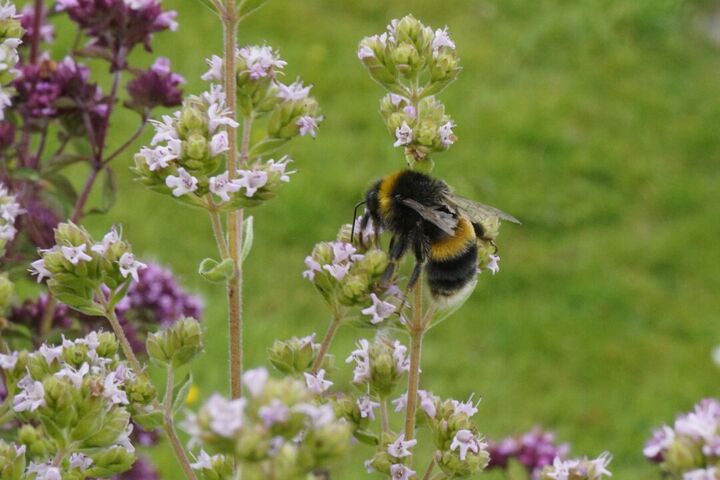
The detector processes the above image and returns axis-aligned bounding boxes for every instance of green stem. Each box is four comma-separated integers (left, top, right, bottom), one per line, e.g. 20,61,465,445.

404,282,426,448
310,310,343,373
422,459,436,480
208,205,230,259
164,366,198,480
105,307,144,376
380,399,390,434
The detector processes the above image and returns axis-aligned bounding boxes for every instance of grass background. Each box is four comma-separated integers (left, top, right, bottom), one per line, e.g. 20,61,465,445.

41,0,720,477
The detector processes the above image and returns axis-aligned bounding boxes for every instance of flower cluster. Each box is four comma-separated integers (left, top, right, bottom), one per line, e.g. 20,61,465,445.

0,1,22,120
31,222,147,316
539,452,613,480
644,398,720,477
133,86,294,209
125,57,185,113
303,238,395,314
346,337,409,398
0,181,24,255
358,15,461,166
19,3,53,45
487,427,571,476
57,0,178,67
12,56,110,135
183,367,352,479
0,330,157,478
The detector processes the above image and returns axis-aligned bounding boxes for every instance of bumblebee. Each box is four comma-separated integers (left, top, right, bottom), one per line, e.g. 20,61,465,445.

355,170,520,298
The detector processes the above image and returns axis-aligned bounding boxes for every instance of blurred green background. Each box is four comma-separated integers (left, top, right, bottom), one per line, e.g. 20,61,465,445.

56,0,720,477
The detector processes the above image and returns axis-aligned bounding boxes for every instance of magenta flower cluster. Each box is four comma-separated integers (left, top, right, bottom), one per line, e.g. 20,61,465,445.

487,427,571,477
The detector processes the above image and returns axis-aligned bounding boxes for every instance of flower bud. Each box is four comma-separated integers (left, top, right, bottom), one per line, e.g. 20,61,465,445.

0,440,26,480
146,317,204,367
178,104,207,136
41,377,75,425
87,446,135,477
81,409,131,449
391,42,421,77
338,274,370,305
185,133,209,161
355,249,389,277
18,424,51,457
267,334,319,375
54,221,92,247
95,331,119,358
236,425,271,462
664,436,704,473
125,374,157,405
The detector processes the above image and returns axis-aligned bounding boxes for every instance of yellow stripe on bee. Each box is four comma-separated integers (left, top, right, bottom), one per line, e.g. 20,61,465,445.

378,171,403,218
430,216,476,261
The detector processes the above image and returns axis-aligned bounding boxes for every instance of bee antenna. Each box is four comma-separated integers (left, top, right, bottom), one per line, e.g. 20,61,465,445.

350,200,367,244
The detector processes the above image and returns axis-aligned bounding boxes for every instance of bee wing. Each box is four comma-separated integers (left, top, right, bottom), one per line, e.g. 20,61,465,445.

400,198,458,235
445,193,522,225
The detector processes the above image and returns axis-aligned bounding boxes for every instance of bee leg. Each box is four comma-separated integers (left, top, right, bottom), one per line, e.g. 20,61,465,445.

381,234,407,285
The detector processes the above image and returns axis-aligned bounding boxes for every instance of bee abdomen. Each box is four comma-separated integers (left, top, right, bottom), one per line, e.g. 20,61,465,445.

426,244,478,297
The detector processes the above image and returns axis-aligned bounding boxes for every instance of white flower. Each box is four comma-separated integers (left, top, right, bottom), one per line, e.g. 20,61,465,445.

0,2,17,20
390,463,416,480
297,115,320,138
209,171,242,203
684,468,717,480
590,451,613,478
418,390,439,417
438,121,456,147
205,394,246,437
392,340,410,372
207,100,239,133
643,426,675,458
26,463,62,480
259,399,290,427
103,370,129,405
266,155,295,182
294,402,335,428
237,169,268,197
61,243,92,264
432,27,456,52
115,424,135,453
486,254,500,275
390,94,408,106
357,45,374,59
238,45,287,79
394,121,413,147
30,258,51,283
387,434,417,458
346,339,371,384
392,392,407,412
118,252,147,282
210,131,230,156
450,429,485,461
277,79,312,101
362,293,396,324
91,226,121,255
55,363,89,389
242,367,268,397
546,457,574,480
0,351,18,369
451,394,479,418
166,168,199,197
303,256,322,280
190,450,220,470
13,375,46,412
0,222,16,240
150,114,179,145
201,55,224,82
38,344,63,364
322,263,350,281
0,199,24,222
357,395,380,420
180,411,202,449
304,369,333,394
69,452,93,470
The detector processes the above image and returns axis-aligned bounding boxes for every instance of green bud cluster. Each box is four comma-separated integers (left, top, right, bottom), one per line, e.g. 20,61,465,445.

0,271,13,313
146,316,204,368
0,331,157,478
267,333,332,375
185,368,351,478
0,441,26,480
358,15,461,168
33,223,145,316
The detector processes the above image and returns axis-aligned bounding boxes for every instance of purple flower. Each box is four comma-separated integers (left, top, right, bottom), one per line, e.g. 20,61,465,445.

487,427,570,475
20,4,54,45
125,57,184,112
112,456,159,480
58,0,178,66
9,292,76,331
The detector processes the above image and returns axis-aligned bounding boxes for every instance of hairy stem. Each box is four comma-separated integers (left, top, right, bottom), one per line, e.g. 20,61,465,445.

310,310,343,373
105,307,144,376
422,459,436,480
404,283,425,444
71,167,100,222
222,0,243,399
380,399,390,434
208,206,230,259
164,366,199,480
